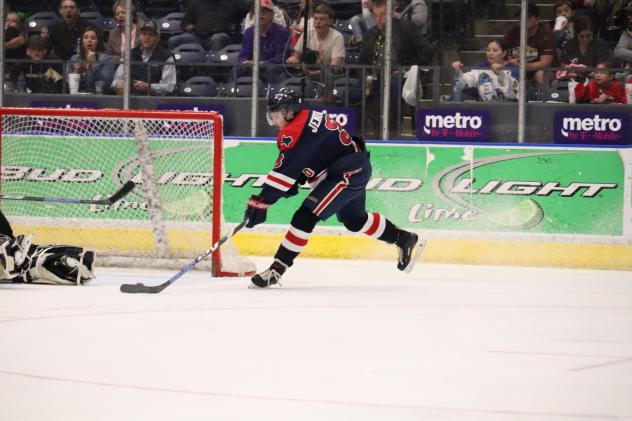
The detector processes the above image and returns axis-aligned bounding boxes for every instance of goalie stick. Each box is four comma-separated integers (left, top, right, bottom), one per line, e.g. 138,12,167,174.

0,181,136,205
120,219,248,294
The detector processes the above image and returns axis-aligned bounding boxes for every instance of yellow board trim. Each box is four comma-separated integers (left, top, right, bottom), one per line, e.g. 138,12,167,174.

16,225,632,271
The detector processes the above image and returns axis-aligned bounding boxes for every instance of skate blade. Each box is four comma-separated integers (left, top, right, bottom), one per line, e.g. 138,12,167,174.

404,239,426,274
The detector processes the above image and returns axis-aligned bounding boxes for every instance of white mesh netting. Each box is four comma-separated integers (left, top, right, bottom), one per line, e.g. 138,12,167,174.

0,110,255,276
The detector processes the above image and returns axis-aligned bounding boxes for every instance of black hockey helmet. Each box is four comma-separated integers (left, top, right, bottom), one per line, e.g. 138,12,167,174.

267,88,303,117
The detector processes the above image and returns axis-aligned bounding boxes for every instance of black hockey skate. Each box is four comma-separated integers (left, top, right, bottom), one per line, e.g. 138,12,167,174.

395,231,425,273
250,260,287,288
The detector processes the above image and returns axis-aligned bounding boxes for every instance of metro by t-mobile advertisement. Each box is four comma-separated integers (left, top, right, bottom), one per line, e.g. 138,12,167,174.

554,111,630,145
416,109,490,141
308,106,357,134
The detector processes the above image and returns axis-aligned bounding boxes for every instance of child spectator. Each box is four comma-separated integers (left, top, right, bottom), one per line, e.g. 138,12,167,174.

9,35,63,94
4,11,26,62
105,0,142,62
575,62,627,103
552,1,575,48
67,26,115,94
451,39,520,101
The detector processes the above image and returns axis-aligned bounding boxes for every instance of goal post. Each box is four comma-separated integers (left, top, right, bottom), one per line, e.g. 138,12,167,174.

0,107,255,277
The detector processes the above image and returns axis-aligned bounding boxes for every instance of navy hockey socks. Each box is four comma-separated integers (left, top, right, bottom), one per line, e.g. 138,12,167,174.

358,212,399,244
274,205,319,268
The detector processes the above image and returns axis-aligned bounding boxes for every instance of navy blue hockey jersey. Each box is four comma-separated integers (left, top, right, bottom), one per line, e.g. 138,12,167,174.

260,109,363,205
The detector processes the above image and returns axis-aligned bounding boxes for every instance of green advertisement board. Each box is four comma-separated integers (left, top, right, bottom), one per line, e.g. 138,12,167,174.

1,135,630,240
222,142,629,238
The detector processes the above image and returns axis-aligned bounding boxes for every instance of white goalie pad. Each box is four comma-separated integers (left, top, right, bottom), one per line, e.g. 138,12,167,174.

0,234,33,280
24,245,95,285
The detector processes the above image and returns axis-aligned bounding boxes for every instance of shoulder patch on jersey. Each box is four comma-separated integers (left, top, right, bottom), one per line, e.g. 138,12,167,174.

277,109,310,151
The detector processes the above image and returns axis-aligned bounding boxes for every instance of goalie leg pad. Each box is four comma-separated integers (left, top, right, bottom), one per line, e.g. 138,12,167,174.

24,245,95,285
0,234,33,279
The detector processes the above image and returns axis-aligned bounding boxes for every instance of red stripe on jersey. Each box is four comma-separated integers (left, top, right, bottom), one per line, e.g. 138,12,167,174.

314,182,346,216
285,231,308,247
267,173,293,189
364,213,381,236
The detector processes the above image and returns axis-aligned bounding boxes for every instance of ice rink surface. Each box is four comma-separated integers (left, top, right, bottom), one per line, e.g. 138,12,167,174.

1,257,631,421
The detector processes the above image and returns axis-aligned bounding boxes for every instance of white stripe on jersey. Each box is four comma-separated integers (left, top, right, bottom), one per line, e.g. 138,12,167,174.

264,171,296,192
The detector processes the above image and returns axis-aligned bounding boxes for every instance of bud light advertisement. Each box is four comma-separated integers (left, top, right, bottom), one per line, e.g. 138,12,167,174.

554,111,630,145
416,109,490,141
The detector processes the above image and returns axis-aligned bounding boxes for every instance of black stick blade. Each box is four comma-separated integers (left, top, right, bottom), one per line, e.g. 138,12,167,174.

107,181,136,205
120,282,166,294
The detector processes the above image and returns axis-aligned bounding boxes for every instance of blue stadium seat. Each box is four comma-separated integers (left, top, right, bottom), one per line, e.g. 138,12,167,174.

158,12,185,35
178,76,218,97
80,11,108,31
208,44,241,65
173,42,208,80
332,77,361,105
234,76,266,97
271,77,318,99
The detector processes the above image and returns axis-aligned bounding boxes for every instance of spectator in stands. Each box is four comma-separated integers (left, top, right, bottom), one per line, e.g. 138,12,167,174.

505,3,555,89
450,38,519,101
105,0,142,62
595,0,628,46
558,15,610,77
359,0,435,130
287,4,345,81
239,0,291,84
613,4,632,72
67,25,115,94
394,0,429,36
9,34,63,94
574,62,627,103
4,11,26,63
288,0,314,47
349,0,374,44
168,0,250,51
41,0,91,60
111,21,176,96
243,0,289,30
552,1,575,48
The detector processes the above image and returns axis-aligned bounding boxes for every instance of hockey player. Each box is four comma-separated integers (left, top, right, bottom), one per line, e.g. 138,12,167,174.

0,210,94,285
244,88,425,288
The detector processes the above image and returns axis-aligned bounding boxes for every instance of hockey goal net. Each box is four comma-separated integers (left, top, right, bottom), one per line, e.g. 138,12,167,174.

0,107,255,277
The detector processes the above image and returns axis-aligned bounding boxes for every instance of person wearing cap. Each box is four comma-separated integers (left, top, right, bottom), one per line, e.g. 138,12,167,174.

238,0,291,84
111,20,176,96
9,34,63,94
504,3,555,89
41,0,91,60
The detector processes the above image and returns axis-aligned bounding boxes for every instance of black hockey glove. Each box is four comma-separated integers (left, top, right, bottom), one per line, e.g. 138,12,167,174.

286,173,308,197
245,195,269,228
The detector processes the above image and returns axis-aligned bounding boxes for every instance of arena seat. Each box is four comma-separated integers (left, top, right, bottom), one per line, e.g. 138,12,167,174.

26,12,60,35
178,76,219,97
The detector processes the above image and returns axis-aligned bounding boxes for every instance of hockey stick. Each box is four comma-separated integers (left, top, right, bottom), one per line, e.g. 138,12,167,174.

0,181,136,205
120,219,248,294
